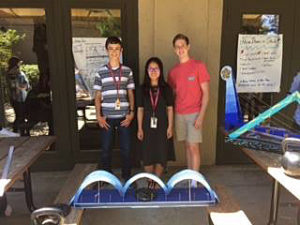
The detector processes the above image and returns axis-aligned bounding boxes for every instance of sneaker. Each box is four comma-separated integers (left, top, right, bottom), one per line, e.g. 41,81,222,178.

0,128,20,137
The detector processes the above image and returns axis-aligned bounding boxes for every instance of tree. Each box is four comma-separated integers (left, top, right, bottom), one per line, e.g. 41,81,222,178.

0,29,25,70
95,10,121,37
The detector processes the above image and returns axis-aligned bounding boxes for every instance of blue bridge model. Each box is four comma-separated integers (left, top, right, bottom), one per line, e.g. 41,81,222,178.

229,91,300,140
70,169,219,208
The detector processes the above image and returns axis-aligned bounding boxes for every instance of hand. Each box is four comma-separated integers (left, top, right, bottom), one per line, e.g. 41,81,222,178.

97,116,110,130
194,115,203,129
167,126,173,139
121,113,134,127
137,129,144,141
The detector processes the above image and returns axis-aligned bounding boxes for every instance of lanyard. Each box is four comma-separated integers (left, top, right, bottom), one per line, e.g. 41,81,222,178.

108,64,122,98
150,88,160,115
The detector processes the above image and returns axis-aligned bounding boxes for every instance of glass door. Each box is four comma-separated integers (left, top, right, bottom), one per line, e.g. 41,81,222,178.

0,8,55,142
62,0,138,165
71,8,121,151
217,0,296,163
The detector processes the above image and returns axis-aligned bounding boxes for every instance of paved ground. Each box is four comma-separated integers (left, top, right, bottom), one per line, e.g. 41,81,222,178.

0,165,299,225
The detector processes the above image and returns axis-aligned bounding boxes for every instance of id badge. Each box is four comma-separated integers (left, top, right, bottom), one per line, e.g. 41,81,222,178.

115,99,121,110
150,117,158,129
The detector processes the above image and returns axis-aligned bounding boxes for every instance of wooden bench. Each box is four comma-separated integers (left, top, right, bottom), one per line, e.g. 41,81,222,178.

53,163,97,225
207,185,252,225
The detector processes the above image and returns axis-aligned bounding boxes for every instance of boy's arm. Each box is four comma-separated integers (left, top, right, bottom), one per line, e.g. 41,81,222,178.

95,90,110,130
195,82,209,129
120,89,134,127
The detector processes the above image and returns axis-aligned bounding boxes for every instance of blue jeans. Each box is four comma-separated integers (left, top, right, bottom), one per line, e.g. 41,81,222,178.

100,118,131,180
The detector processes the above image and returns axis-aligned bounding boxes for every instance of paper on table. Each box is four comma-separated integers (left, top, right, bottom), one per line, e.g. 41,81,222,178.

0,179,11,197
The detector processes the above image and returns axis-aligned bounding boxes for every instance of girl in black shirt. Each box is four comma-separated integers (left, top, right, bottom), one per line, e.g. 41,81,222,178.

137,57,175,180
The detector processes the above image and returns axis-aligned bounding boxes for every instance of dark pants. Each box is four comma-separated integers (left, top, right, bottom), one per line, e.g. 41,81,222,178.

12,101,26,135
100,118,131,180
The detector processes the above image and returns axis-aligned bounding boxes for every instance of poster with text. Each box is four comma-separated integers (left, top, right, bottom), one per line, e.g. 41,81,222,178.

236,34,283,93
72,37,108,96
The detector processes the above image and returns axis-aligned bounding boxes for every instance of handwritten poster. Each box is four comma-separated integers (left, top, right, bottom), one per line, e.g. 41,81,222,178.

236,34,283,93
72,37,109,95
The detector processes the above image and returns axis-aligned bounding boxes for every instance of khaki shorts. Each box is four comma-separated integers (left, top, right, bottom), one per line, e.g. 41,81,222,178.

175,113,202,143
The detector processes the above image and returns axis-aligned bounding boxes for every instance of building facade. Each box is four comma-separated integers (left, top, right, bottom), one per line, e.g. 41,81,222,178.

0,0,297,169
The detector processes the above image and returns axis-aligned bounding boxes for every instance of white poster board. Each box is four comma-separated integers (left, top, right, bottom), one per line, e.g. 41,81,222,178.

72,37,109,95
236,34,283,93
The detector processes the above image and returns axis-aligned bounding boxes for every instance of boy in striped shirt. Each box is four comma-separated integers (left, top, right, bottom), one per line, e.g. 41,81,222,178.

93,36,135,180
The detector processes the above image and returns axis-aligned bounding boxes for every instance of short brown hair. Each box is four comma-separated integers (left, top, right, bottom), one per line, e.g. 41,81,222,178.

105,36,123,49
172,33,189,46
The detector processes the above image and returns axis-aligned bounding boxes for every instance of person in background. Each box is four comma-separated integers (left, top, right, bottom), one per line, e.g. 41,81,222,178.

168,34,210,186
289,72,300,131
75,67,90,98
137,57,175,187
93,36,135,181
6,56,30,135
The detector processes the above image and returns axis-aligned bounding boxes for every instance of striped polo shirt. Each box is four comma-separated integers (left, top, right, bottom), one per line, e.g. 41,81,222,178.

93,64,135,118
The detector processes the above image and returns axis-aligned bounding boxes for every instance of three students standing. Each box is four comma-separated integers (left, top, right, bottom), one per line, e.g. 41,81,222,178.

94,34,210,180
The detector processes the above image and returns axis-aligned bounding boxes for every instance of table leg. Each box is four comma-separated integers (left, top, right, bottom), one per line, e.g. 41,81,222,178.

267,179,280,225
297,203,300,225
23,168,36,212
83,108,87,123
0,194,7,214
208,215,213,225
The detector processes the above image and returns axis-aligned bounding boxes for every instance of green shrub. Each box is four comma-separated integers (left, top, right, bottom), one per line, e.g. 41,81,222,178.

20,64,39,87
95,10,121,37
0,29,25,71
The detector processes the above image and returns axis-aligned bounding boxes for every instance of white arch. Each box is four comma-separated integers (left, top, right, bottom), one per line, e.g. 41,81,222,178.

72,170,123,205
122,172,168,196
166,169,218,201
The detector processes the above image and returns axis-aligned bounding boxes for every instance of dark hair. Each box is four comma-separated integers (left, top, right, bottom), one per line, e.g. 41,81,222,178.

105,36,123,49
142,57,167,93
172,33,189,46
7,56,21,71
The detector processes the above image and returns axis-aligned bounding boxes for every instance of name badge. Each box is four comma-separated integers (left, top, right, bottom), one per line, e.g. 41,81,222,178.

150,117,158,129
115,98,121,110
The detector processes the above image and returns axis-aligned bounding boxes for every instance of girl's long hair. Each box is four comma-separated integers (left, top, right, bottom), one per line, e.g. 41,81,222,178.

142,57,167,95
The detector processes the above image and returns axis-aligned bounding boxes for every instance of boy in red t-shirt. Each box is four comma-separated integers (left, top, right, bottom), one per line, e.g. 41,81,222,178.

168,33,210,175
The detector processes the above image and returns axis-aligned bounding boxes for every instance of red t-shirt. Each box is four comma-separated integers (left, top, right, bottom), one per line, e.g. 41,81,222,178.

168,59,210,114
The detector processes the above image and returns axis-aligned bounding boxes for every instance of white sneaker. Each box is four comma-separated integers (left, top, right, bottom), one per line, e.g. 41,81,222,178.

0,128,20,137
